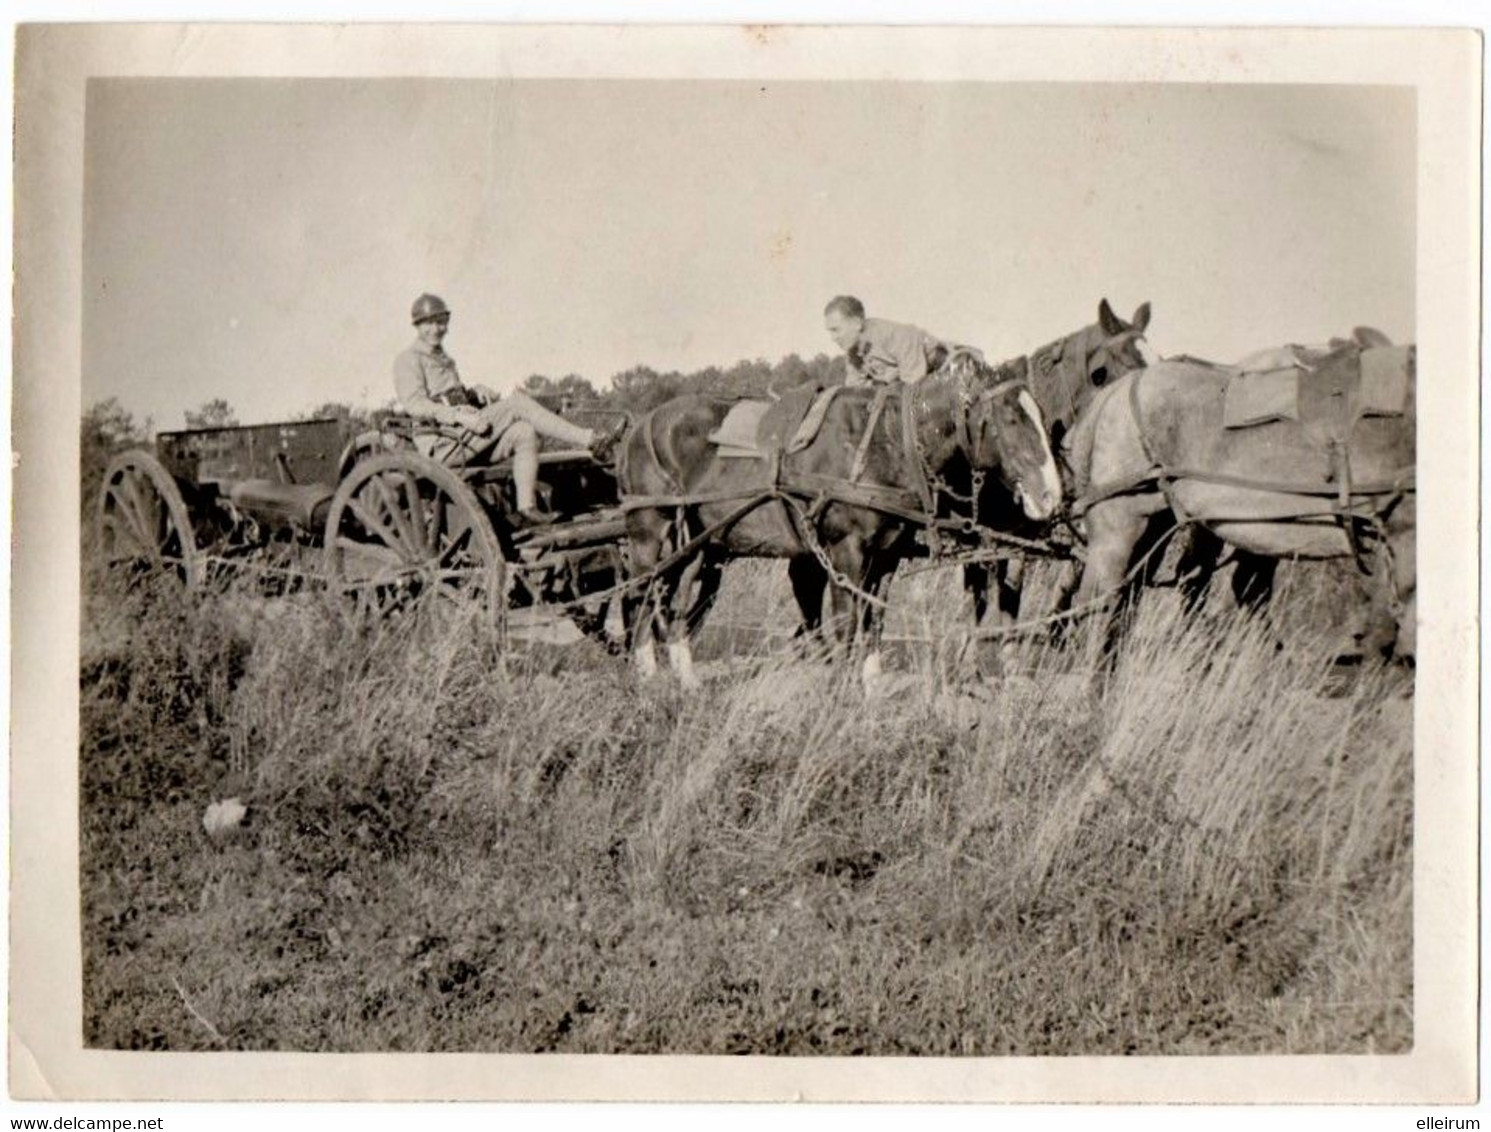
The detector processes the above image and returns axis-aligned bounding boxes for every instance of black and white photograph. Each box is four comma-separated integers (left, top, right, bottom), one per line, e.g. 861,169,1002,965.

11,21,1480,1107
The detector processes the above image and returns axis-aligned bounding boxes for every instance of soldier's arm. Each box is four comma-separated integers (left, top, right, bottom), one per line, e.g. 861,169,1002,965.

468,383,501,404
886,322,931,383
394,355,474,427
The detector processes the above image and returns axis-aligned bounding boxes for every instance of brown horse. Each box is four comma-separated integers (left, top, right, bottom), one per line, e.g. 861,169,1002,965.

1066,343,1416,659
617,351,1061,689
962,300,1155,644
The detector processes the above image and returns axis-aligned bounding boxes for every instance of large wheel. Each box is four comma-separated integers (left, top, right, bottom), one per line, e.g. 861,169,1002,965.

97,450,201,589
323,452,506,623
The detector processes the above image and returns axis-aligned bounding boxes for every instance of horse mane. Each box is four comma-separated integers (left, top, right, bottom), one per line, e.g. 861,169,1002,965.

1030,323,1099,431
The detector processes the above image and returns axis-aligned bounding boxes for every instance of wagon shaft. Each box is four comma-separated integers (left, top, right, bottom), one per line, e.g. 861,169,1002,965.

513,513,627,552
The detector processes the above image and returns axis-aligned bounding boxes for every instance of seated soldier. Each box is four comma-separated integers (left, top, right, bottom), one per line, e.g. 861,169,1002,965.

394,293,623,526
823,294,953,386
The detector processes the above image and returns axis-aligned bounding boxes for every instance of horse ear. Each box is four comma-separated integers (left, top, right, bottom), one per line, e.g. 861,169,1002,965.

1132,302,1151,332
1098,298,1124,337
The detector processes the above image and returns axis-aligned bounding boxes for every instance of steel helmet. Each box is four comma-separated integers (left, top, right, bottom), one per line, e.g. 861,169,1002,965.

410,293,451,325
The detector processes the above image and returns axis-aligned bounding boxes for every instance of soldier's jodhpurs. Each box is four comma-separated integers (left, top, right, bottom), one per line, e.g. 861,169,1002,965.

419,390,593,513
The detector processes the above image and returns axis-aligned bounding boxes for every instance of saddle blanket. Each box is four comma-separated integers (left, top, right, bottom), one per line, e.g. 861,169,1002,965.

707,385,847,458
1357,344,1414,417
1223,344,1413,431
1222,366,1301,429
708,400,772,458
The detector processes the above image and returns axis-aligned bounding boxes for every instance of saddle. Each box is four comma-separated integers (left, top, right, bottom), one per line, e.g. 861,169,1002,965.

1222,342,1413,432
706,384,848,458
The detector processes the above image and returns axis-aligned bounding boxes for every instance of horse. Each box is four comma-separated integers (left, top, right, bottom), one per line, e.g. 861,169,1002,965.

960,299,1155,651
1063,342,1416,661
615,350,1062,691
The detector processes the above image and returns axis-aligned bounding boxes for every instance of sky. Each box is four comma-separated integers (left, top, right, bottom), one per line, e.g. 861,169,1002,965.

82,79,1415,430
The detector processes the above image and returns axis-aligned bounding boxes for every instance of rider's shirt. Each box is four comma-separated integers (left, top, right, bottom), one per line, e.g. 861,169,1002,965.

394,338,470,415
845,318,950,387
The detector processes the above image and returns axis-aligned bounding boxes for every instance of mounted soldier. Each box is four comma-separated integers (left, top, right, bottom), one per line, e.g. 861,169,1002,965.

823,295,956,387
393,292,623,526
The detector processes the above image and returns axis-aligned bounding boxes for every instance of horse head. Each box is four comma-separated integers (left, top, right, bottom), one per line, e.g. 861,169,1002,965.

939,350,1062,523
1026,298,1153,455
1092,298,1153,386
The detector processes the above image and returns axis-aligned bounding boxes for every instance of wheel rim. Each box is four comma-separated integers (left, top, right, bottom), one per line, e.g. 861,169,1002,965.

324,452,506,623
96,451,200,589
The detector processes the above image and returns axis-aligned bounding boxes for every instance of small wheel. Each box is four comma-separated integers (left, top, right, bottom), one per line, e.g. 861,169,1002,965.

323,451,506,623
96,450,201,589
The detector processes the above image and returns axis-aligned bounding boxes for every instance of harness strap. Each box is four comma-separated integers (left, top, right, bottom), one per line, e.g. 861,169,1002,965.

1124,366,1192,524
850,386,892,483
642,410,686,497
899,386,944,555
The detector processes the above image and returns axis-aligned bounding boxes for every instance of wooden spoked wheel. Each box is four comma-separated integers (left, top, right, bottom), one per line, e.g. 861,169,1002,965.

97,450,201,589
323,452,506,624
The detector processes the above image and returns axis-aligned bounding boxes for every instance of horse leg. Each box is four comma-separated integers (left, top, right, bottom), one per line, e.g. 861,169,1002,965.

621,528,663,679
660,547,726,691
1388,516,1416,663
964,562,992,624
820,562,860,657
963,561,996,677
624,512,694,683
838,538,899,697
789,554,829,654
1123,511,1179,614
662,550,709,691
817,535,882,691
1363,504,1416,664
1230,552,1278,613
682,550,724,637
1174,525,1225,612
991,558,1028,671
964,559,1023,676
858,552,901,690
1047,560,1081,649
1073,497,1152,658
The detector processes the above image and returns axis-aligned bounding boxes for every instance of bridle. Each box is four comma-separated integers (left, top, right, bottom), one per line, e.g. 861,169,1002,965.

1092,329,1150,384
903,349,1037,552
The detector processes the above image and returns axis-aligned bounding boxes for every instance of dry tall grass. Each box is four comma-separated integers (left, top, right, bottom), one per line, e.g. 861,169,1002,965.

79,552,1411,1053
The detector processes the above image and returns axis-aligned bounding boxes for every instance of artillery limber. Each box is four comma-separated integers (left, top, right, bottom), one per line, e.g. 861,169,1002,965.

96,403,630,639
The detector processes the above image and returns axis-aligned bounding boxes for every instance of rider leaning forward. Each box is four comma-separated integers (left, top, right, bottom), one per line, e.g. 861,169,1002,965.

823,295,953,386
394,293,623,527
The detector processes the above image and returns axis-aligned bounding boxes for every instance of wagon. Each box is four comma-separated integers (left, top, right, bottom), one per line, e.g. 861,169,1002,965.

95,405,630,639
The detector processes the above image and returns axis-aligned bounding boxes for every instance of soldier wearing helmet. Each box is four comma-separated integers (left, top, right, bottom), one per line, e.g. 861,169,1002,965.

394,293,624,526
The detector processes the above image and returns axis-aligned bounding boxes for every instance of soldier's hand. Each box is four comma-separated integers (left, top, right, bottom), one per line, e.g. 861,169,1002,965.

449,406,486,433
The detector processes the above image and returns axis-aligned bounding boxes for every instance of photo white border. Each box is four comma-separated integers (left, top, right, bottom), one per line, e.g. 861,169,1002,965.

10,22,1480,1104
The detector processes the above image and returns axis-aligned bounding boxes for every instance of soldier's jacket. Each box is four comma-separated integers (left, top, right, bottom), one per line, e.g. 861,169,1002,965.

845,318,951,386
394,339,479,414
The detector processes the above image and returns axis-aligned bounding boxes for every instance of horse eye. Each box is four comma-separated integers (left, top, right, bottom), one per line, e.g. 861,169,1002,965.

1091,367,1108,387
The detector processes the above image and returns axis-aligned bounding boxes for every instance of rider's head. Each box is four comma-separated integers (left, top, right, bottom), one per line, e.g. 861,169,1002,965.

823,295,866,353
411,293,451,348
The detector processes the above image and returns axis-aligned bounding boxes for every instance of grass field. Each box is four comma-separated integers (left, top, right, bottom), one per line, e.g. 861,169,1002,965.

79,550,1412,1054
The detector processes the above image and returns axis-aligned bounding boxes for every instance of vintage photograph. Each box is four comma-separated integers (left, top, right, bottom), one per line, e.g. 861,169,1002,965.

12,22,1479,1105
77,73,1417,1055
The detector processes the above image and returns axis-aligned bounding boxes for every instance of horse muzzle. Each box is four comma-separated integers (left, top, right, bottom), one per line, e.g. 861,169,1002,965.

1016,482,1061,522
